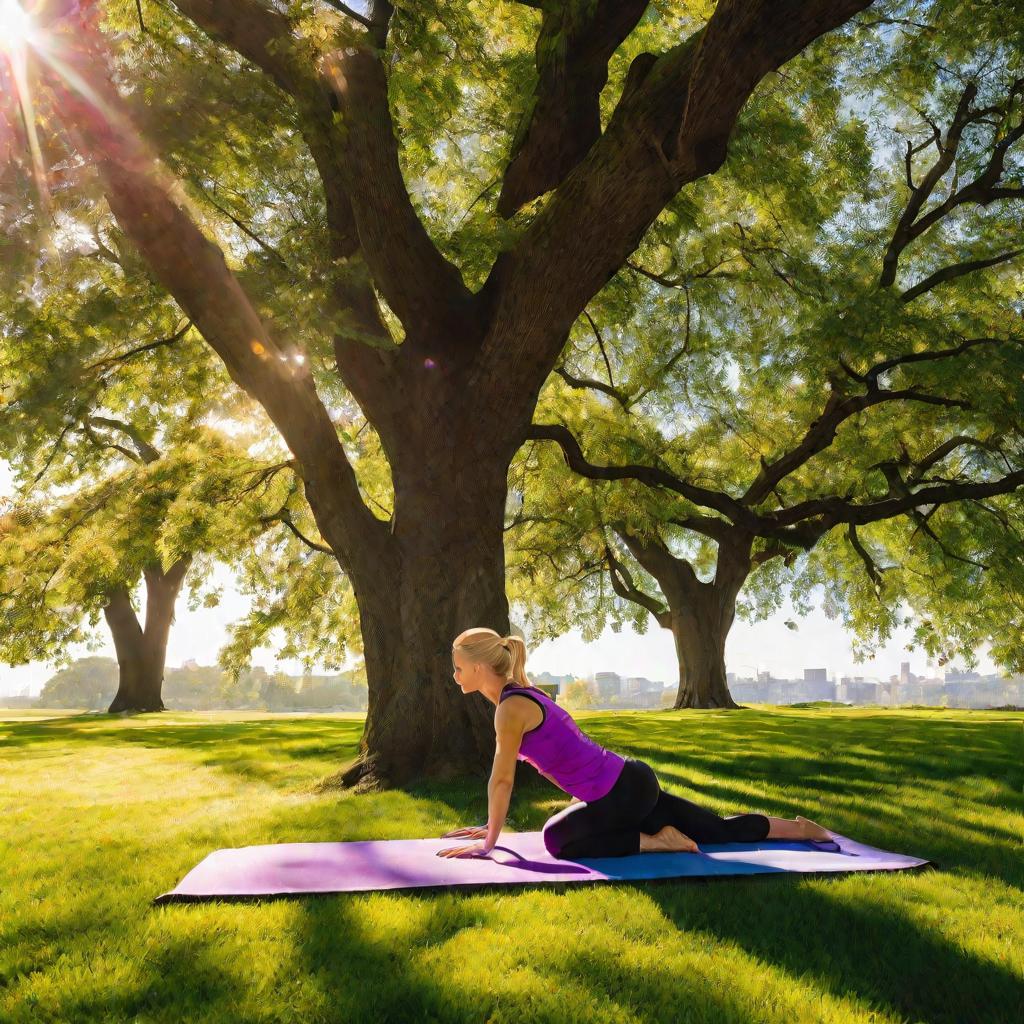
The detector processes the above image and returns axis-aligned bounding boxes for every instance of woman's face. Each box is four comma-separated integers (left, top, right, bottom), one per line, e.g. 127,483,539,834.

452,651,471,692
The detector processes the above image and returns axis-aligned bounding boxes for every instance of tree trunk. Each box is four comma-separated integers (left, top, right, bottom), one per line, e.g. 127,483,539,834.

336,458,511,791
670,589,741,709
104,557,191,713
615,526,752,709
669,541,753,709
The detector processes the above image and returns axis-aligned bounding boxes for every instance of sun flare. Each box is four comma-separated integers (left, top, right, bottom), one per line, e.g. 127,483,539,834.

0,0,33,54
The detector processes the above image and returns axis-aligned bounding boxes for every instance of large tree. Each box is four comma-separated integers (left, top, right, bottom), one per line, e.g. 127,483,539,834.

6,0,881,785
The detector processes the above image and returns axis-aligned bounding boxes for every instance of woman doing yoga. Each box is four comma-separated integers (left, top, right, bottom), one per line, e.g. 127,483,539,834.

437,628,833,860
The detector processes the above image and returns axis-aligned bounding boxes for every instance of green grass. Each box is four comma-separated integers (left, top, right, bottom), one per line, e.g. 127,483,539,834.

1,707,1021,1024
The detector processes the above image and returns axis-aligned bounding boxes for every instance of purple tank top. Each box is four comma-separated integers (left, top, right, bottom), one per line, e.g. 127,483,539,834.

499,684,625,802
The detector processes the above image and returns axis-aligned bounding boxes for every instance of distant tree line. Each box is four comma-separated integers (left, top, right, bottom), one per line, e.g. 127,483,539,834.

22,657,367,712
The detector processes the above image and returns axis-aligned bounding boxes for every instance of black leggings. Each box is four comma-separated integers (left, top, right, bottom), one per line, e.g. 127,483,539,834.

542,758,771,859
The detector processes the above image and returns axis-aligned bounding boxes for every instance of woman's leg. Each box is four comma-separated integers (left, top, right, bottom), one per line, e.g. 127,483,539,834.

763,815,833,840
542,759,660,859
637,788,772,844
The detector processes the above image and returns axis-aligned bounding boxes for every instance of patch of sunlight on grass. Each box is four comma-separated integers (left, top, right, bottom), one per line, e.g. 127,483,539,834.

821,869,1023,976
0,708,86,721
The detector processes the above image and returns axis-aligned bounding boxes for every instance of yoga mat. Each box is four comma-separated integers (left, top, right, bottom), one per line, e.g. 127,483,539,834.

155,830,933,903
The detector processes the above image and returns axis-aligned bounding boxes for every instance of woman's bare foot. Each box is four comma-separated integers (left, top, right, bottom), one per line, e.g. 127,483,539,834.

639,825,701,854
796,815,833,841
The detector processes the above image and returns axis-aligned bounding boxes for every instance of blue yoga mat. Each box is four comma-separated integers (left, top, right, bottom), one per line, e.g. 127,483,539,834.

156,829,934,903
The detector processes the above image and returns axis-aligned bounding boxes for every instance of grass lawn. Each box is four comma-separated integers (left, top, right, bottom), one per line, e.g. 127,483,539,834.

1,706,1021,1024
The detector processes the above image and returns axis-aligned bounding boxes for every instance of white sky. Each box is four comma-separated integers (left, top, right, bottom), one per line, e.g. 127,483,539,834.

0,461,995,696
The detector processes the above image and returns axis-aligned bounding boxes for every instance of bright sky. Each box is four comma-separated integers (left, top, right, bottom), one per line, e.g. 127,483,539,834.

0,460,994,697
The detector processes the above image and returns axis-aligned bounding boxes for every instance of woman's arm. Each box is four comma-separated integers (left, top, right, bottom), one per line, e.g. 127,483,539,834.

484,777,514,852
483,703,526,852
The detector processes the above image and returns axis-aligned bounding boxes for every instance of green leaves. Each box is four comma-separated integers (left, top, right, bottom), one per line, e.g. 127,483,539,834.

506,3,1024,675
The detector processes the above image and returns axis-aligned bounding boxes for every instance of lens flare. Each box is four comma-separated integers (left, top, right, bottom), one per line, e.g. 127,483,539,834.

0,0,32,53
0,0,50,220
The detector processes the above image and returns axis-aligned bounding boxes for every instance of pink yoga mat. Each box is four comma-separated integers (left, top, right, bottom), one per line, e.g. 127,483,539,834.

155,830,933,903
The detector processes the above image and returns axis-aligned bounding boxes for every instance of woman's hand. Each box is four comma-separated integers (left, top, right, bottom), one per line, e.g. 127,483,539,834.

436,841,491,859
440,826,488,840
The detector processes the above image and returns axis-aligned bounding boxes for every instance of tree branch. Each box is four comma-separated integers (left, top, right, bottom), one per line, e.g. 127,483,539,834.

847,522,886,595
666,514,735,546
900,247,1024,303
498,0,649,216
857,334,1018,387
907,507,989,571
764,469,1024,532
55,16,393,581
477,0,872,404
84,416,162,464
604,542,671,624
526,422,757,527
583,308,616,389
168,0,306,96
191,184,290,270
260,507,334,554
881,76,1024,289
320,0,375,30
741,383,972,508
321,45,474,336
552,364,631,410
907,434,1007,484
79,420,140,464
83,320,192,373
167,1,399,417
740,336,1016,507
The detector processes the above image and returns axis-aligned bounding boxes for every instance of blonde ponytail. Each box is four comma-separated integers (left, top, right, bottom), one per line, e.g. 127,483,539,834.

452,627,532,686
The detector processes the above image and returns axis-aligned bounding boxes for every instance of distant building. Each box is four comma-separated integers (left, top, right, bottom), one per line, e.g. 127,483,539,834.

623,676,657,695
594,672,622,699
840,677,879,704
531,671,574,696
731,678,773,702
796,674,835,702
944,669,982,683
517,664,1024,712
619,677,662,708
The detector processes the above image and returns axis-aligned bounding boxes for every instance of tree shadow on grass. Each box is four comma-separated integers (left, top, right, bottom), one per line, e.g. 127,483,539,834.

284,879,789,1024
612,718,1022,788
2,926,254,1024
0,715,367,790
641,870,1023,1024
171,826,1015,1024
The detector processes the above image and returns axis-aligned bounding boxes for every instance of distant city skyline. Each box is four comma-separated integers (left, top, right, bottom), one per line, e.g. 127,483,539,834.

0,464,1000,696
0,559,1000,697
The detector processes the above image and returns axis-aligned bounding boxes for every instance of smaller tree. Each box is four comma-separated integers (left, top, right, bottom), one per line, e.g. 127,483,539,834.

36,656,118,710
0,426,304,712
561,678,597,710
